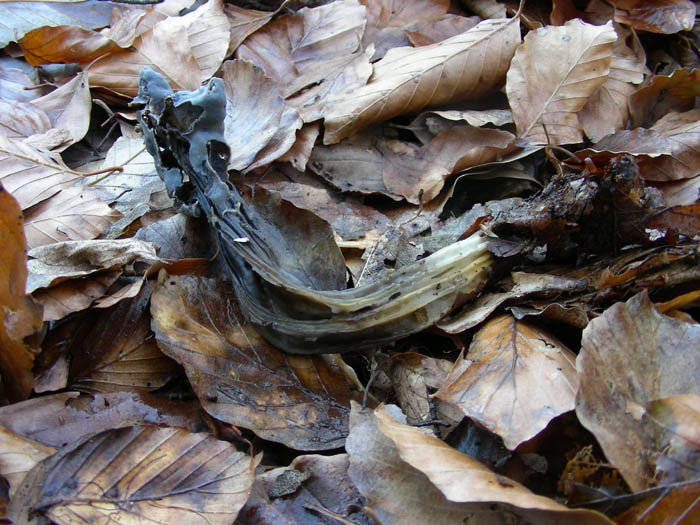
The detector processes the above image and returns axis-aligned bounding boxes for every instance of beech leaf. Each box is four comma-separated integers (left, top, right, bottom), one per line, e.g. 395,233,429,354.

506,19,617,145
324,16,521,144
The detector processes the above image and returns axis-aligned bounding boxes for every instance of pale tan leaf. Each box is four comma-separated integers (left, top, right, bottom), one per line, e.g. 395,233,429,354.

236,0,367,99
576,291,700,491
435,314,578,449
0,187,42,402
8,425,257,525
324,16,521,144
346,403,612,524
180,0,230,82
506,19,617,145
88,17,200,98
579,25,648,142
223,2,276,56
610,0,696,34
0,136,79,210
30,71,92,150
0,99,51,140
0,425,54,498
26,238,160,292
462,0,507,18
222,60,301,171
654,174,700,207
277,122,320,171
23,186,122,249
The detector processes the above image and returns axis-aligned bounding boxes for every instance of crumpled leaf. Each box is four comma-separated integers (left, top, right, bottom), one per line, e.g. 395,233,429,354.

8,425,257,525
0,186,42,401
609,0,696,34
151,274,365,450
0,391,203,448
435,314,578,449
629,68,700,128
239,454,369,524
576,291,700,492
507,19,617,145
222,60,301,171
26,238,160,293
324,16,521,144
0,426,54,498
579,25,648,142
346,403,612,524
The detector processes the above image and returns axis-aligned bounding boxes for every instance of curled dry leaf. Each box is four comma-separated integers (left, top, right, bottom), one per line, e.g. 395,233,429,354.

26,238,160,292
88,16,200,98
178,0,230,82
0,426,54,498
609,0,696,34
0,186,42,401
507,19,617,145
239,454,369,524
579,25,648,142
435,314,578,449
18,25,119,66
324,16,521,144
223,2,277,56
576,291,700,492
8,425,258,525
150,274,365,450
222,60,301,171
629,68,700,128
346,403,612,524
0,391,203,448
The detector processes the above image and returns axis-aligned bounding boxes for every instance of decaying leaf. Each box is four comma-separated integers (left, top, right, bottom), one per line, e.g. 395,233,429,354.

576,291,700,492
8,425,257,525
324,16,521,144
0,186,42,401
0,426,54,498
613,479,700,524
629,67,700,128
151,274,365,450
507,19,617,145
435,314,578,449
609,0,696,34
346,403,612,524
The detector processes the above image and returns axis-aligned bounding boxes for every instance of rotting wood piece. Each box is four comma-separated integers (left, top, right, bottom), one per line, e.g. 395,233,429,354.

131,67,493,354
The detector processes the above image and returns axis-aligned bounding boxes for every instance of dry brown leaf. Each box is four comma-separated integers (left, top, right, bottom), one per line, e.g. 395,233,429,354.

0,426,54,498
222,60,301,171
23,186,121,249
406,14,481,46
236,0,367,99
38,282,180,393
88,16,200,98
614,480,700,524
435,314,578,449
179,0,230,82
18,25,119,66
26,238,160,292
239,454,368,524
507,19,617,145
579,25,648,142
277,122,320,171
383,125,517,203
0,100,51,140
609,0,696,34
151,274,365,450
324,16,521,144
629,68,700,128
30,71,92,150
576,291,700,492
654,175,700,207
223,2,277,56
410,108,514,143
8,425,257,525
0,136,79,210
0,186,42,402
0,68,48,104
647,202,700,237
32,271,121,322
346,403,612,524
0,391,202,448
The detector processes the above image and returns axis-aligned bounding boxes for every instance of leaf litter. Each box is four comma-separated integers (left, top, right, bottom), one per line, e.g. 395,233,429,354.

0,0,699,523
